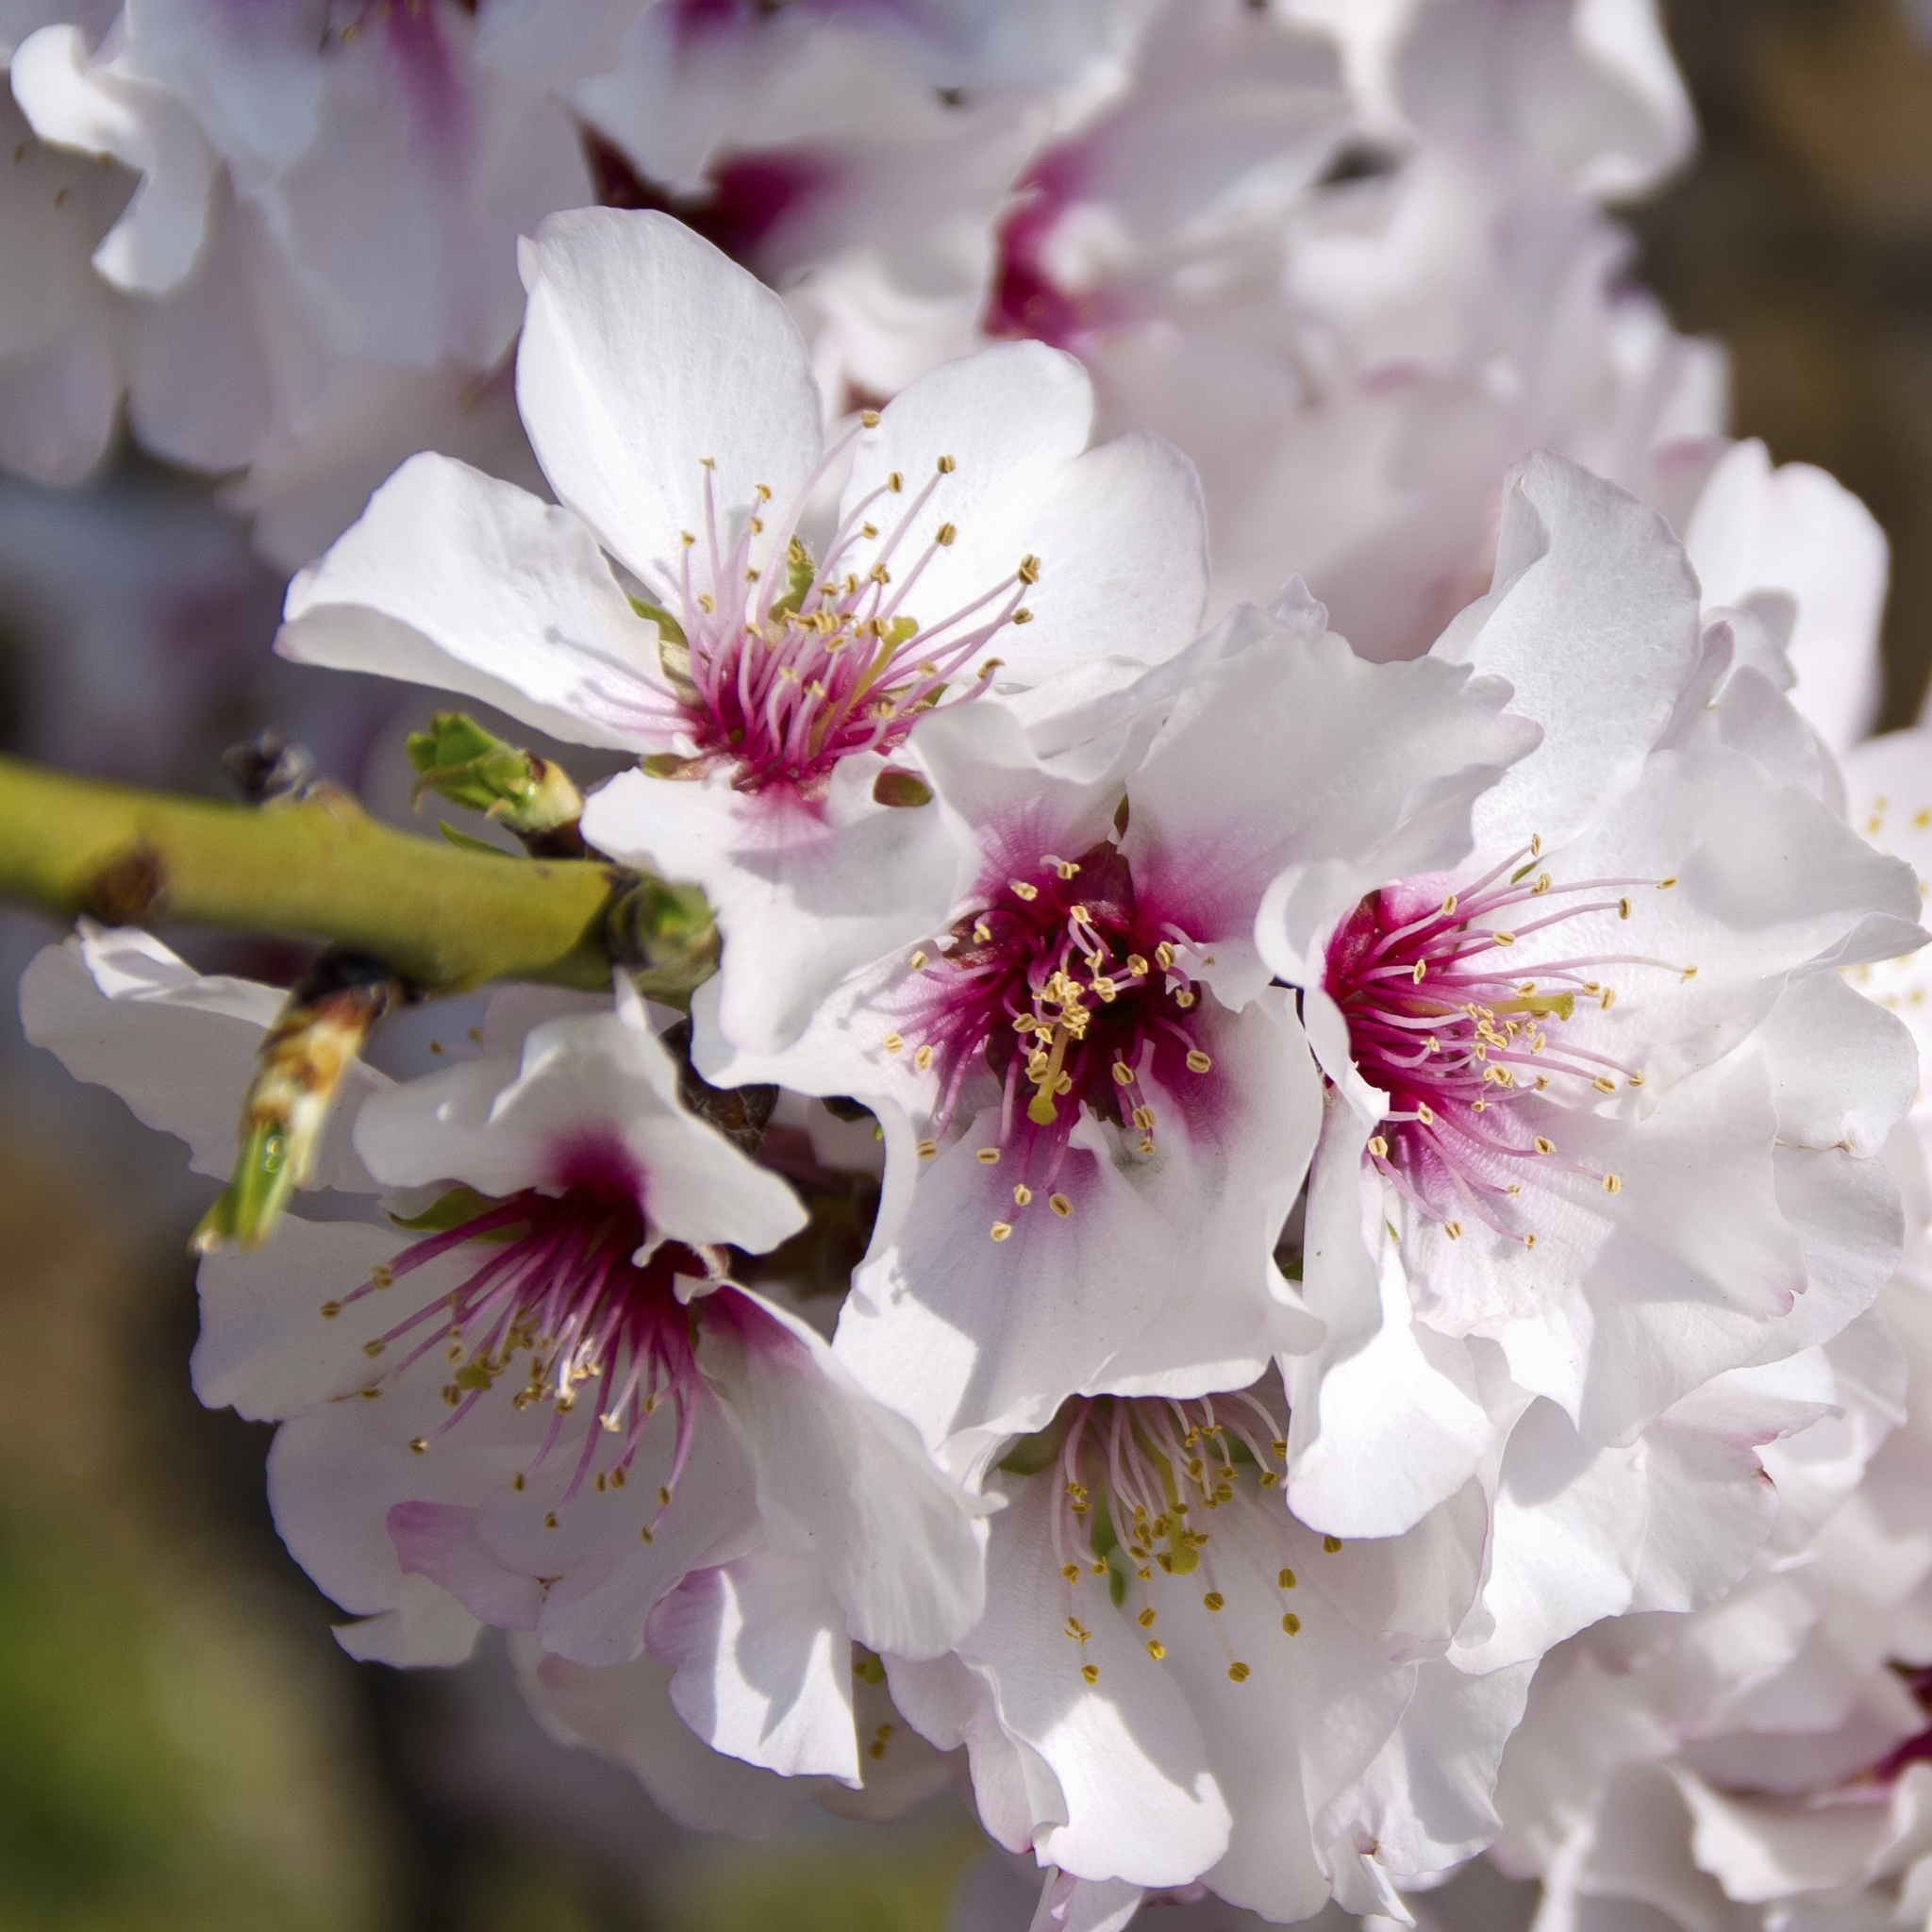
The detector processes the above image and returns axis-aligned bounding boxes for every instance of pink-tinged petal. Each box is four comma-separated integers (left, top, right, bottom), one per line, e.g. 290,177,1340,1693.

277,451,662,754
516,208,821,593
646,1548,860,1784
836,1108,1175,1450
388,1500,546,1631
516,1642,824,1837
1027,1873,1145,1932
700,1287,989,1657
1432,453,1702,852
1131,623,1533,970
582,754,968,1059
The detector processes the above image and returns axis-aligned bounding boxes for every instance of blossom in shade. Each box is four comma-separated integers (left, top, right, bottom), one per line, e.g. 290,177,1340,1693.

886,1374,1534,1922
20,925,990,1790
279,204,1209,1056
1260,453,1924,1544
700,589,1533,1457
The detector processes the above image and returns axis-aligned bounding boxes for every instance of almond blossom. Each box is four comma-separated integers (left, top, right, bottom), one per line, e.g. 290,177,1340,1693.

20,923,990,1792
698,589,1533,1457
1260,453,1924,1544
279,204,1209,1058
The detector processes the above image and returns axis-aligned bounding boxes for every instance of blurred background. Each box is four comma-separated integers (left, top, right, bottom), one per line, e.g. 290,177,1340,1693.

1,2,1929,1927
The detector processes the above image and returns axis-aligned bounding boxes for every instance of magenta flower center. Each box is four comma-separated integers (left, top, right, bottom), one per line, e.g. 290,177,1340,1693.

1324,841,1678,1241
897,840,1214,1233
329,1149,712,1525
641,443,1037,797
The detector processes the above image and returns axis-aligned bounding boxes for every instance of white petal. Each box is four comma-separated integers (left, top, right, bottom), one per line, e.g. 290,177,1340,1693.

646,1548,860,1784
1433,452,1702,853
701,1286,990,1658
516,208,821,592
581,755,967,1059
519,1641,823,1837
278,451,662,753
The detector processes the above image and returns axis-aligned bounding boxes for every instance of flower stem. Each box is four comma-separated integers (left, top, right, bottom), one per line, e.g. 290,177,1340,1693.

0,754,714,998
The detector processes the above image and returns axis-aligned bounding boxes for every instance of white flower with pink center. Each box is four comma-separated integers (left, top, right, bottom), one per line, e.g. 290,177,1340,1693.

279,205,1210,1055
701,592,1534,1456
1262,453,1925,1544
20,925,991,1794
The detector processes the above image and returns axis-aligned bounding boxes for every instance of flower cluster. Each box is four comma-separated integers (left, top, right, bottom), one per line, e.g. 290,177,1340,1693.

10,4,1932,1930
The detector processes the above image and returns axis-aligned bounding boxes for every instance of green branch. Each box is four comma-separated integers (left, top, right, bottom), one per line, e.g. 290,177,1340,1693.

0,754,715,998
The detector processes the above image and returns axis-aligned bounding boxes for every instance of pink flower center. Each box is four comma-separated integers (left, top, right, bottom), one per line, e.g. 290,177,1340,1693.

329,1148,715,1527
641,440,1037,797
896,840,1215,1234
1324,841,1683,1241
1012,1388,1307,1690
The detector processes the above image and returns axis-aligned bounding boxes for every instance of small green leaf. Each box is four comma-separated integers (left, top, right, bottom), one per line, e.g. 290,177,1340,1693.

390,1185,519,1237
438,821,514,857
871,769,934,808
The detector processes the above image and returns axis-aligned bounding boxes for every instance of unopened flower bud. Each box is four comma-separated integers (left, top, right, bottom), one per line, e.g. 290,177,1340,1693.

406,712,584,856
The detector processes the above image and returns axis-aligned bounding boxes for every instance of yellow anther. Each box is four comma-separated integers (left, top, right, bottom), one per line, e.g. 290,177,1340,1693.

1603,1174,1622,1193
1174,990,1195,1008
640,1524,654,1542
1013,1185,1033,1207
908,950,927,970
1282,1613,1302,1635
1062,1563,1080,1583
1367,1135,1390,1158
1593,1075,1617,1093
362,1340,385,1359
1599,988,1616,1011
888,471,904,491
320,1301,341,1320
1532,874,1552,894
1444,1220,1463,1240
1011,608,1033,625
1112,1061,1136,1086
408,1437,427,1455
1416,1103,1435,1124
1092,977,1118,1002
1186,1050,1212,1074
1441,893,1457,915
1323,1536,1342,1554
915,1044,935,1072
1018,554,1041,585
860,409,880,427
917,1140,939,1161
512,1473,525,1492
1658,876,1677,890
1204,1592,1224,1612
1227,1661,1251,1683
1126,954,1148,975
1412,960,1427,983
372,1264,393,1290
1534,1136,1556,1155
937,455,957,474
1491,930,1516,946
977,1147,1000,1164
1132,1106,1157,1130
1081,1664,1099,1685
544,1512,559,1529
1618,896,1632,920
1155,941,1175,970
883,1032,904,1055
991,1222,1013,1241
1139,1607,1157,1628
1524,1233,1539,1250
1278,1568,1296,1589
1050,1194,1073,1218
1146,1640,1166,1660
1011,880,1039,902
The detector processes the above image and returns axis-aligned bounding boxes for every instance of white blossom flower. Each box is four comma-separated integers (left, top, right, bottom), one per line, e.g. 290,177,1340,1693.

884,1375,1532,1921
700,591,1531,1456
1260,454,1924,1546
282,204,1208,1057
20,924,990,1790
